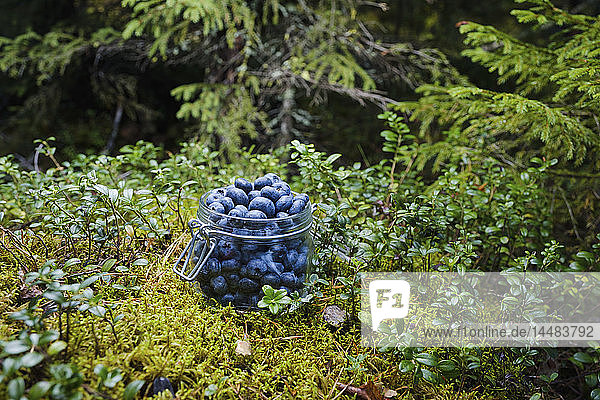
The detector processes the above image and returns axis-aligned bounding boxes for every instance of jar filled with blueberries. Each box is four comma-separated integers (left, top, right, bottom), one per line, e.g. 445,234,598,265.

173,173,312,308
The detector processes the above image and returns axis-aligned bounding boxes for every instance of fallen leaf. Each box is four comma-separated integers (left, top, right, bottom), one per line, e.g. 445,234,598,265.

235,340,252,356
384,388,398,398
335,381,383,400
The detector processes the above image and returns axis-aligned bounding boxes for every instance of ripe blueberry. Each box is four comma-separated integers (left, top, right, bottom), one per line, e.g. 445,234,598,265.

217,240,239,260
218,197,235,213
234,204,248,214
247,258,268,278
288,199,306,215
253,176,273,191
206,258,221,276
211,275,228,295
233,292,249,307
226,187,249,206
285,249,299,268
264,173,281,183
273,182,291,196
275,195,293,213
270,244,287,263
205,192,223,205
293,253,307,274
281,272,297,287
276,212,289,218
249,196,276,218
239,278,259,293
247,210,267,219
228,208,246,219
212,188,227,197
294,193,309,204
208,201,225,215
225,273,240,290
234,177,253,194
248,190,261,202
262,273,281,287
220,293,235,305
260,186,280,203
221,258,240,272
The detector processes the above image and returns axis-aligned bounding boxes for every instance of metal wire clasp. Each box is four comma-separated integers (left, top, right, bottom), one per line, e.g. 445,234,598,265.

173,219,217,281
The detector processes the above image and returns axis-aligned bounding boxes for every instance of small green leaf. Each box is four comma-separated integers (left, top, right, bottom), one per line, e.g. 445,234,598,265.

28,381,51,400
573,352,593,364
102,258,117,272
7,377,25,400
415,353,438,367
123,380,145,400
591,389,600,400
2,341,29,355
21,352,44,368
47,341,67,355
132,258,149,266
529,393,541,400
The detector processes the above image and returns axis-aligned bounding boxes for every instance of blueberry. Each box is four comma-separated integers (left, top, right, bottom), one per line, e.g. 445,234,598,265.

270,244,287,263
286,238,303,249
152,377,175,398
217,218,229,229
217,240,239,260
247,210,267,219
247,259,268,279
281,272,297,287
220,293,235,305
225,273,240,290
234,178,253,194
226,187,249,206
262,273,281,287
288,199,306,215
205,192,223,205
264,173,281,183
249,294,261,307
206,258,221,276
294,193,310,204
276,212,289,218
211,275,228,295
273,182,291,197
293,253,307,274
234,204,248,214
200,283,213,295
253,176,273,191
212,188,227,197
233,292,249,306
295,274,306,287
249,197,276,218
217,197,235,213
260,186,281,203
239,278,260,293
228,208,246,219
221,258,240,272
248,190,261,202
267,261,284,275
208,202,225,215
275,195,293,213
241,243,259,253
285,249,299,268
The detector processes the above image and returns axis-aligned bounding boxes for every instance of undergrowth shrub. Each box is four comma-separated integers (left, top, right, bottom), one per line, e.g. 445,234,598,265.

0,121,599,398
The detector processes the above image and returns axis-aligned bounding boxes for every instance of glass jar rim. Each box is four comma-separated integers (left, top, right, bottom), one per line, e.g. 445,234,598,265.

197,190,312,229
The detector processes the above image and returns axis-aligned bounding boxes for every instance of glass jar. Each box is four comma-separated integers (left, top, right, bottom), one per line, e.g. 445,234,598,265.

173,191,313,308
